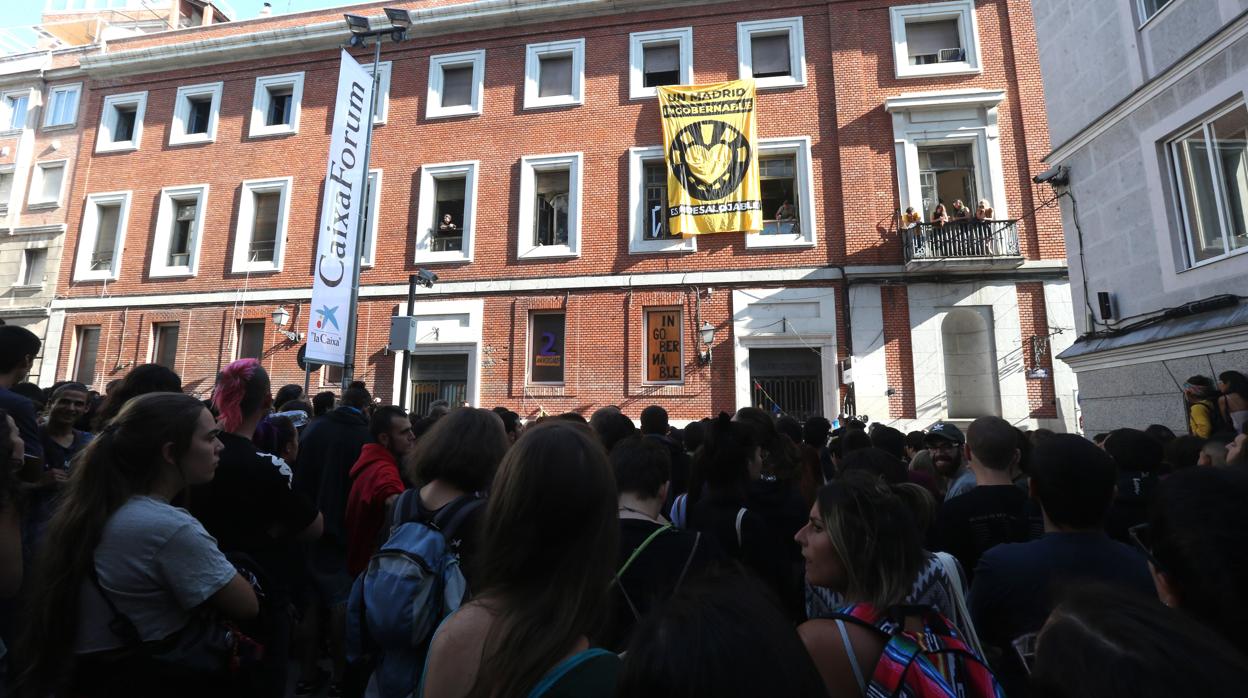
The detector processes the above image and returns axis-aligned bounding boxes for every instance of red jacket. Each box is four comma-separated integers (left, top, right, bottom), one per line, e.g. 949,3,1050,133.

345,443,406,576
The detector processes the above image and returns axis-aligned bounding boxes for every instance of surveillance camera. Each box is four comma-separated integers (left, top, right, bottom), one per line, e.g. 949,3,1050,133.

415,268,438,288
1033,165,1069,186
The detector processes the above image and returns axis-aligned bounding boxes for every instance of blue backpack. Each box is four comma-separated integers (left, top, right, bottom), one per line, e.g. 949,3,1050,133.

347,491,484,698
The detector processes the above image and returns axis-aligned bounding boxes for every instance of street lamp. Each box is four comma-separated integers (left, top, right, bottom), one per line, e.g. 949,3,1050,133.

272,305,302,342
698,321,716,365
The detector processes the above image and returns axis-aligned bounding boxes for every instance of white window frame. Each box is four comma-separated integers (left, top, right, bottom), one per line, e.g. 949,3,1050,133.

0,89,32,134
426,50,486,119
889,1,982,79
150,183,209,278
628,146,695,254
73,190,132,281
27,159,68,209
42,82,82,129
517,152,582,260
364,61,392,125
1166,100,1248,270
746,136,817,249
95,91,147,153
169,81,223,145
361,168,381,268
231,177,292,273
523,39,586,110
16,246,48,289
1137,0,1175,28
0,164,14,215
415,160,479,264
629,27,694,100
736,17,806,89
248,72,304,138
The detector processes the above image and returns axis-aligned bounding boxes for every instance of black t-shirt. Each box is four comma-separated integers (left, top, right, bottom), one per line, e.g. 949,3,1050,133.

189,432,319,589
604,518,721,651
934,485,1040,582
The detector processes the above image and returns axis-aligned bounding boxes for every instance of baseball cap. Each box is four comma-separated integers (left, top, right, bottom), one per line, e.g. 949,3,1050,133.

924,422,965,445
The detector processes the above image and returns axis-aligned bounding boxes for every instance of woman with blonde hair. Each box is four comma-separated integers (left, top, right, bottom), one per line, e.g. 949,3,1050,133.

420,420,620,697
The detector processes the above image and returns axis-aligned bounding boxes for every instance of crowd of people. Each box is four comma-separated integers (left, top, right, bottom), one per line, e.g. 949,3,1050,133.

0,322,1246,697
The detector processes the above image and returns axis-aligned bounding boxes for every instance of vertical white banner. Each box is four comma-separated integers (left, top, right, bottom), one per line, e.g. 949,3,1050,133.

307,50,375,365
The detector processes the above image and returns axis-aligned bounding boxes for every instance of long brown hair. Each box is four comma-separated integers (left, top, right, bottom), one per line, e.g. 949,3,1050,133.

16,392,207,696
468,421,618,698
406,407,508,491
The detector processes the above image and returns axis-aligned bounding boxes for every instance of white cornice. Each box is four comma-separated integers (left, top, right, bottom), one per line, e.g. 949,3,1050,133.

5,223,68,236
884,88,1006,112
80,0,725,79
1047,12,1248,164
1059,323,1248,372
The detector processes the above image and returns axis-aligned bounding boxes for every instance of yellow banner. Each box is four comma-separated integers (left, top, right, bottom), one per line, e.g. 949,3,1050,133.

659,80,762,236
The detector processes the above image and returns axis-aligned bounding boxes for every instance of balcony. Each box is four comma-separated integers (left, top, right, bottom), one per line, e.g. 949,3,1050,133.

901,220,1023,272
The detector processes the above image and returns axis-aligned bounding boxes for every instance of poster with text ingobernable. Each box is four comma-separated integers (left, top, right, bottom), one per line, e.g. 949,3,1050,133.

658,79,762,236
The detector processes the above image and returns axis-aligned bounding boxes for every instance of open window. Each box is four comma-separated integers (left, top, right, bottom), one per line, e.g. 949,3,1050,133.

17,247,47,288
231,177,291,273
74,191,131,281
628,146,695,254
427,50,485,119
1168,101,1248,268
416,160,478,264
736,17,806,89
890,1,981,79
629,28,693,99
151,184,208,277
249,72,304,138
170,82,223,145
524,39,585,109
747,137,816,248
96,91,147,152
518,153,582,259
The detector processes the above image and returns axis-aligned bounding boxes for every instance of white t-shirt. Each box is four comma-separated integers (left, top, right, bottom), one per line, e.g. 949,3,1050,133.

75,496,239,654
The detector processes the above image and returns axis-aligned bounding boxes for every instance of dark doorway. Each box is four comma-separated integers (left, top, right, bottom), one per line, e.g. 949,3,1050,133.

410,353,469,416
749,347,823,421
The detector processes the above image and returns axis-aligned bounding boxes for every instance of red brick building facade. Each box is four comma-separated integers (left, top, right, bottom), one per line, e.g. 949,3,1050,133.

45,0,1078,429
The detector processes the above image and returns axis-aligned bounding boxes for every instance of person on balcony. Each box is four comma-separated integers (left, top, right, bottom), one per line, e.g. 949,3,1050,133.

438,213,459,235
775,200,797,234
975,199,994,221
950,199,972,222
901,206,921,228
930,203,949,226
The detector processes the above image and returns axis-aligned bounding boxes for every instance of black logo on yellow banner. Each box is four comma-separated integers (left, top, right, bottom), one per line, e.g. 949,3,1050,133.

668,120,752,201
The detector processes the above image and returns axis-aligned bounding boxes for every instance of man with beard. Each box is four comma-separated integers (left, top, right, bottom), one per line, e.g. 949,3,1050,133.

926,422,974,500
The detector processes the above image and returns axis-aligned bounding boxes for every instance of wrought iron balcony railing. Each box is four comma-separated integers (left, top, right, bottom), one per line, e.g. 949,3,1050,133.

901,220,1021,263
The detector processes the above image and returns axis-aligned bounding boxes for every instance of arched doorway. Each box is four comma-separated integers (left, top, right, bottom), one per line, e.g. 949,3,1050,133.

941,307,1000,418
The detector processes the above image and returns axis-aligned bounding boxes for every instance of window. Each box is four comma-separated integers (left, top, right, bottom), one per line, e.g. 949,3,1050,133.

518,153,582,259
746,137,817,249
524,39,585,109
1,90,29,131
630,28,693,99
1169,101,1248,267
0,168,12,214
152,323,179,370
364,61,392,124
96,91,147,152
72,326,100,386
918,145,977,220
628,146,695,254
644,308,683,384
249,72,304,137
43,83,81,128
74,191,131,281
18,248,47,287
170,82,223,145
1138,0,1173,24
427,50,485,119
415,160,478,263
737,17,806,89
529,312,566,384
321,363,344,387
28,160,66,208
890,1,981,79
360,170,381,267
150,184,207,277
237,320,265,360
232,177,291,273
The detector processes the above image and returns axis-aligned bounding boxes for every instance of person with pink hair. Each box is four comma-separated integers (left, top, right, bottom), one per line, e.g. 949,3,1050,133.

190,358,323,696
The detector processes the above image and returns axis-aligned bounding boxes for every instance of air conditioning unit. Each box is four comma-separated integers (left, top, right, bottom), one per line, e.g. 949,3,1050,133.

912,53,939,65
938,47,966,62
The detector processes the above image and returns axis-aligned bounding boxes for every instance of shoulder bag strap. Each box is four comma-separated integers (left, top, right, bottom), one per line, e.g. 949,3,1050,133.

613,524,673,583
88,562,142,646
669,532,701,597
390,489,418,530
734,507,748,548
433,494,485,543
